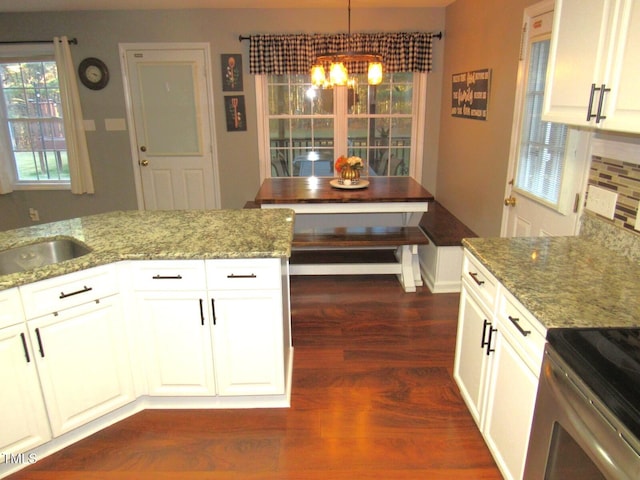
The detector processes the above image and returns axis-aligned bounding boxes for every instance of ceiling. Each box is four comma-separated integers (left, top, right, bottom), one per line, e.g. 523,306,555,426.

0,0,455,14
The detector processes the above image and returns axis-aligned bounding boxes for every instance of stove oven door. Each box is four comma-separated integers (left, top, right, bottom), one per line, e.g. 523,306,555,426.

524,346,640,480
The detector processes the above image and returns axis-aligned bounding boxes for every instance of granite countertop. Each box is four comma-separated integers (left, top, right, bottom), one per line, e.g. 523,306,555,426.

0,209,295,291
462,235,640,330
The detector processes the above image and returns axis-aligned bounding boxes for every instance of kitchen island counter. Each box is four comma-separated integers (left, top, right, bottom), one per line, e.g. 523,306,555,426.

0,209,295,291
463,232,640,329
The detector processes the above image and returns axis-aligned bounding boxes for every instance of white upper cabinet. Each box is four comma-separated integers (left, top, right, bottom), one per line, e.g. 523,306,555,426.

543,0,640,133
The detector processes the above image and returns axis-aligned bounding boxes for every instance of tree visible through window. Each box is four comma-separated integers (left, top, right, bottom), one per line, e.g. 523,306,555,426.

1,59,69,184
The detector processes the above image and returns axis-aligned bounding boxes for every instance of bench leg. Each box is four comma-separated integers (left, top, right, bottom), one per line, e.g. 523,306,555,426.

396,245,422,293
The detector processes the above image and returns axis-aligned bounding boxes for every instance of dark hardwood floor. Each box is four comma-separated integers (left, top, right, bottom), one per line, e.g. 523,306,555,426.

9,275,501,479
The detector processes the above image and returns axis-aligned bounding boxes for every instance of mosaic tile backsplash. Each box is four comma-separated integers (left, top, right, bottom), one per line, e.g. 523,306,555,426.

588,155,640,232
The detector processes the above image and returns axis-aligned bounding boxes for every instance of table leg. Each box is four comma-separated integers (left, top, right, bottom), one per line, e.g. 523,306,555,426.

396,245,422,293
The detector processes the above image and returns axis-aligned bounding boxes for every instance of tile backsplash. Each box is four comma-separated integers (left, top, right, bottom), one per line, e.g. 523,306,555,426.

588,155,640,232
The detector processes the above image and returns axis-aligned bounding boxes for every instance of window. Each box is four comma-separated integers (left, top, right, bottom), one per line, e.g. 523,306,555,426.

257,71,426,179
0,46,70,189
514,35,568,208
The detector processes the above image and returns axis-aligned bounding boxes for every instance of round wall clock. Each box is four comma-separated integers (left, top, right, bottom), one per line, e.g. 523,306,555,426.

78,57,109,90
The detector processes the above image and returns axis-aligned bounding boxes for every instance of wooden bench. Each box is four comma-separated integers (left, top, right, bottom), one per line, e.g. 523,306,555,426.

417,202,477,293
290,225,429,293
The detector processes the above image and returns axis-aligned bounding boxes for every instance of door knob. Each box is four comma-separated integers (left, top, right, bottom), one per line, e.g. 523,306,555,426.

504,196,517,207
139,159,149,167
140,146,147,152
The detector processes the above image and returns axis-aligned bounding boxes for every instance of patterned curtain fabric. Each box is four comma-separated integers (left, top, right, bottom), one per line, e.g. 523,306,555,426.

249,32,435,75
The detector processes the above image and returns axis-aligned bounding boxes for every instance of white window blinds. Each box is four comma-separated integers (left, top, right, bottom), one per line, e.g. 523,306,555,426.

515,38,568,206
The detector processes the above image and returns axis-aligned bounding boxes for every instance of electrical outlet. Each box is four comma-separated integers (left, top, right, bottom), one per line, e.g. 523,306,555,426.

585,185,618,219
28,208,40,221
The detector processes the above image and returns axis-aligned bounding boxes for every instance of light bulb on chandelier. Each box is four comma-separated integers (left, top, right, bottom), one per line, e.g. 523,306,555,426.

311,0,383,88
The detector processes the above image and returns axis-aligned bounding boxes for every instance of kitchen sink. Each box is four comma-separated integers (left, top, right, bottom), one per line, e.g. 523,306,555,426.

0,238,92,275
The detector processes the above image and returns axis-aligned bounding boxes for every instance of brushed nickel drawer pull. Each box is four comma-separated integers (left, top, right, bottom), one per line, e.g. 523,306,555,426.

227,273,257,279
152,274,183,280
508,315,531,337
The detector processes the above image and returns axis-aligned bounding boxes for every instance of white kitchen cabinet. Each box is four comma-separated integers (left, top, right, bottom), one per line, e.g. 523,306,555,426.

0,288,51,457
543,0,640,133
28,294,135,437
454,252,501,425
135,291,216,396
132,260,215,396
19,264,119,319
454,250,546,480
207,258,287,396
453,283,496,426
483,322,539,480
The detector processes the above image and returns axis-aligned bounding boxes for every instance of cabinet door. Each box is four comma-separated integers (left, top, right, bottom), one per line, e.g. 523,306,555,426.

0,324,51,454
482,330,539,480
453,283,496,426
0,288,24,329
136,291,216,396
210,289,284,396
602,0,640,133
29,296,135,437
542,0,617,126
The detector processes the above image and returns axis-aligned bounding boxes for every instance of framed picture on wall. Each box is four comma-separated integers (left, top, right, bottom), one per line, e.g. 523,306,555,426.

224,95,247,132
221,54,243,92
451,68,491,120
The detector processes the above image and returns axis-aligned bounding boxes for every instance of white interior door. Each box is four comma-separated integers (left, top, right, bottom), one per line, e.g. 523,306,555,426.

122,44,219,210
502,4,590,237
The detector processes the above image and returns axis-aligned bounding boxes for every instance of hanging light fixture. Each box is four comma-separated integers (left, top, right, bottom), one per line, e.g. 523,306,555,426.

311,0,383,88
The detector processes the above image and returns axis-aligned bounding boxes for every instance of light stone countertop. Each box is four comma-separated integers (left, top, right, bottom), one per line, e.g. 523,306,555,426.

462,235,640,330
0,209,295,291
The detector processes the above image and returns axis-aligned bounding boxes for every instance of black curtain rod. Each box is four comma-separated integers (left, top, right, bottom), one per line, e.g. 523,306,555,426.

239,31,443,42
0,38,78,45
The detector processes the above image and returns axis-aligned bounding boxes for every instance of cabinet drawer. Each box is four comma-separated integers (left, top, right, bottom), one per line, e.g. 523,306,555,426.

131,260,206,291
497,290,546,375
462,251,499,310
19,264,118,319
206,258,281,291
0,288,24,329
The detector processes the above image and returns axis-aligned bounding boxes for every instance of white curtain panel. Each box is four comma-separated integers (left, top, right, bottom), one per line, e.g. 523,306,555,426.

0,81,14,193
54,36,94,194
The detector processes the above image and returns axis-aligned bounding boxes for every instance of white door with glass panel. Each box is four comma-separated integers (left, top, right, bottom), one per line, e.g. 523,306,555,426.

502,5,590,237
122,45,219,210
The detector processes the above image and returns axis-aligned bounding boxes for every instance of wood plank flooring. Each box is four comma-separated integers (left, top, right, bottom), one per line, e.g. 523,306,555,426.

8,275,501,479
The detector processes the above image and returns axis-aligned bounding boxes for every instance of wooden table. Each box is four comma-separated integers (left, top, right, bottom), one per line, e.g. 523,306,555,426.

255,176,433,217
255,177,435,291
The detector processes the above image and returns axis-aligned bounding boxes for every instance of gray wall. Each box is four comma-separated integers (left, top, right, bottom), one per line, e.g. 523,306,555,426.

436,0,540,237
0,8,445,231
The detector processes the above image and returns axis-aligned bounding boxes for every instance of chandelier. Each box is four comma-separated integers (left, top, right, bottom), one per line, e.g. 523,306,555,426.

310,0,383,88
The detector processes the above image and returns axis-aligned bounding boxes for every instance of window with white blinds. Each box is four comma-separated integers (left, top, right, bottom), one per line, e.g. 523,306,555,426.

515,38,568,206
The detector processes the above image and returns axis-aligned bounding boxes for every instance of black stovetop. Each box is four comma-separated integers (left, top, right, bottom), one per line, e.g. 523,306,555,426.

547,328,640,441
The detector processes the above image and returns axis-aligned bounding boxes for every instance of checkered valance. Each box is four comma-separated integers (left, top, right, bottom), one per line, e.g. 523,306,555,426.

248,32,435,75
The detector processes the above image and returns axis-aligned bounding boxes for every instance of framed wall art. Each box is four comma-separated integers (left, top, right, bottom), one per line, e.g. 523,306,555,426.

224,95,247,132
451,68,491,120
221,54,243,92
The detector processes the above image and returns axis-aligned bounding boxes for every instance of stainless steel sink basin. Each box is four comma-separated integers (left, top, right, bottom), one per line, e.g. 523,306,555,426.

0,238,92,275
